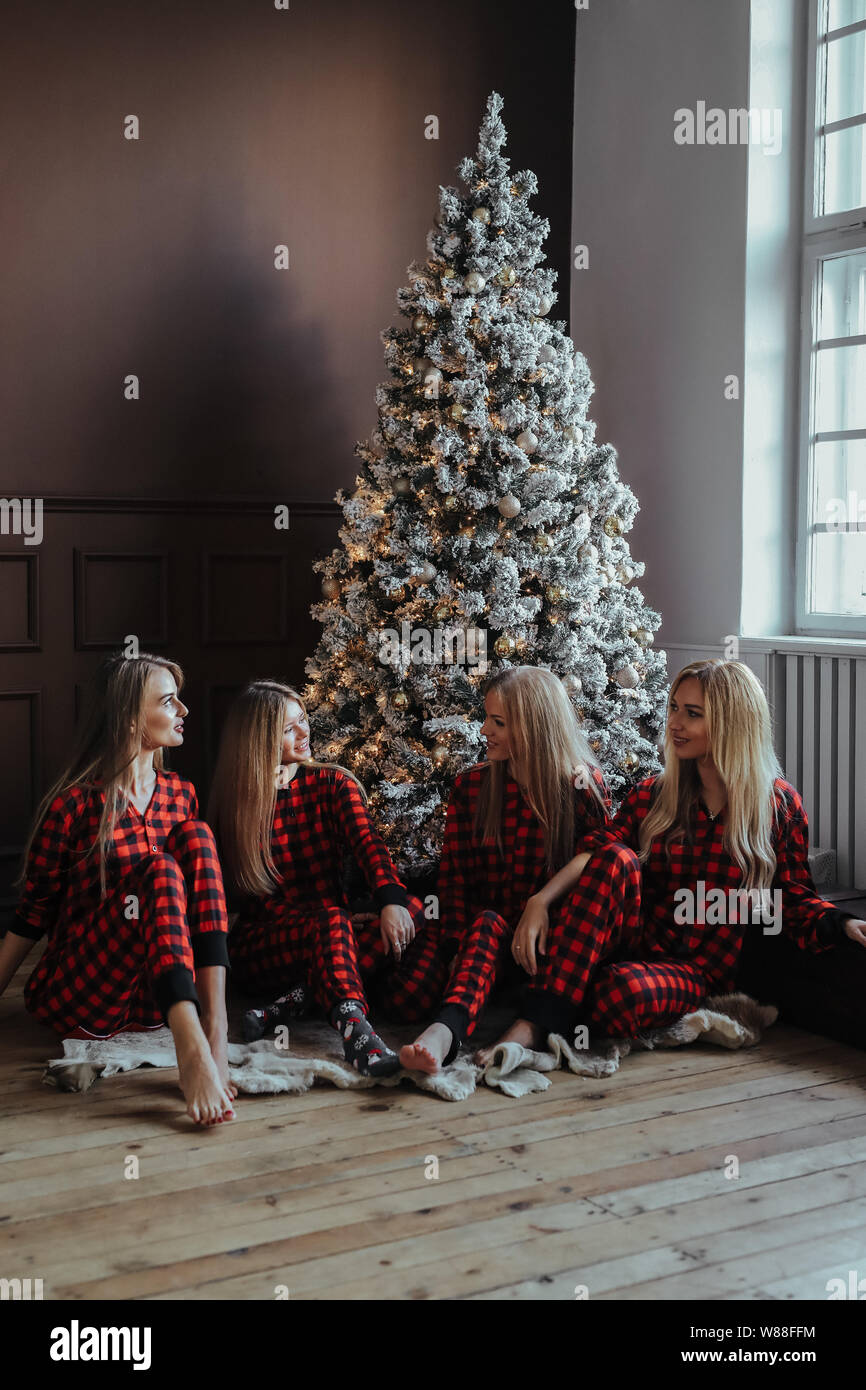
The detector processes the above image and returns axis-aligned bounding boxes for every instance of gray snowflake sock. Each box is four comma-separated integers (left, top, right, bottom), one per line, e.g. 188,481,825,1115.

330,999,400,1078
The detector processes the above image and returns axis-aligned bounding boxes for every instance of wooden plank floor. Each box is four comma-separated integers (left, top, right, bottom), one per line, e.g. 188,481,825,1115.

2,966,866,1301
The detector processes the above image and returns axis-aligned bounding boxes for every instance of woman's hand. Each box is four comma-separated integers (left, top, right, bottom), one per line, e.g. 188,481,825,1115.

512,895,549,977
843,918,866,948
379,904,416,961
275,764,292,790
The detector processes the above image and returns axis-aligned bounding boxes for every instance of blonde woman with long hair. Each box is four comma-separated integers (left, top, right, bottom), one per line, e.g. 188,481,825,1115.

396,665,643,1073
505,658,866,1049
208,680,429,1077
0,653,235,1126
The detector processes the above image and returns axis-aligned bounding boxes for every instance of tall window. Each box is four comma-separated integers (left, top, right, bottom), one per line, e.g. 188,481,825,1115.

799,0,866,634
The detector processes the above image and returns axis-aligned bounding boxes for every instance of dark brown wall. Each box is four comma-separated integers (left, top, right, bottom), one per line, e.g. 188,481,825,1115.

0,0,576,915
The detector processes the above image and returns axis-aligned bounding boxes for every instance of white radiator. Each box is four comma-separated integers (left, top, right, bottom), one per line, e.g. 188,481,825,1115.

772,654,866,892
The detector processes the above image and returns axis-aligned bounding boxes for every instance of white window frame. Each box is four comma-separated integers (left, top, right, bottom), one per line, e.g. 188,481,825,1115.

796,0,866,636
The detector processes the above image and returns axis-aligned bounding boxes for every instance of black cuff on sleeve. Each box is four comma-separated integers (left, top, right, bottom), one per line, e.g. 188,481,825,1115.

152,966,200,1023
373,883,410,910
521,989,578,1040
816,907,851,947
11,913,46,942
192,932,231,970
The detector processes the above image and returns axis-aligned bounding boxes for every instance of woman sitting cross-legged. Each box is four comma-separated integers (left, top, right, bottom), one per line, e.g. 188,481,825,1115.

493,658,866,1052
208,680,427,1078
392,665,643,1073
0,653,235,1127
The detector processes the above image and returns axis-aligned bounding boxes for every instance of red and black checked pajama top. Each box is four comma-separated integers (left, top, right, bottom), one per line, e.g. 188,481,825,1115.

227,764,426,1016
14,771,229,1038
576,775,851,1035
372,761,643,1043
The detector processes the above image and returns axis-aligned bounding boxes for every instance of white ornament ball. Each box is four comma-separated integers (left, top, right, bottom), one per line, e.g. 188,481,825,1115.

562,673,583,695
537,293,554,315
617,563,635,584
497,494,521,518
516,429,539,454
564,425,583,447
417,561,437,584
635,628,653,648
472,207,491,224
463,271,486,293
539,344,556,364
578,542,599,565
616,664,641,689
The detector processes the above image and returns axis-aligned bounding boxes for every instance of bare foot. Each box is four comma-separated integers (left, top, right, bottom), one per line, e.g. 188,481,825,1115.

474,1017,543,1068
175,1037,235,1126
399,1022,454,1074
204,1019,238,1100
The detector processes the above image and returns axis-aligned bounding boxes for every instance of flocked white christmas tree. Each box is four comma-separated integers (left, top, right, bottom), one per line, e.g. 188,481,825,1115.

304,92,668,881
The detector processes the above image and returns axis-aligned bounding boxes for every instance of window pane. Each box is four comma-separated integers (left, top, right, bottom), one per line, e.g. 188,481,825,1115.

818,249,866,337
820,120,866,215
813,438,866,523
828,0,866,30
826,30,866,124
815,343,866,430
810,530,866,615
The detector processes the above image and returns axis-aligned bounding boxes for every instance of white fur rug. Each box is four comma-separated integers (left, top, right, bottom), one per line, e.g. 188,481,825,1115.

41,994,777,1102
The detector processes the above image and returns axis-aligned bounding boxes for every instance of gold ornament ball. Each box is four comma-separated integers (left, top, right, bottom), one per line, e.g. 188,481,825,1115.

515,636,528,654
413,313,430,332
417,561,436,584
391,585,406,602
533,532,554,552
604,515,623,537
431,744,449,766
497,266,517,287
494,635,516,657
443,493,460,510
433,601,451,622
635,628,653,647
472,206,491,224
321,577,340,600
450,403,466,421
463,271,486,293
621,751,639,770
458,524,475,538
393,476,411,495
441,267,455,279
391,690,410,710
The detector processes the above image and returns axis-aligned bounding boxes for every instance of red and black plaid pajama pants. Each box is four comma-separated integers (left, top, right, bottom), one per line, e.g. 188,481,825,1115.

25,820,228,1038
229,895,430,1016
581,955,708,1035
521,841,648,1036
359,907,510,1044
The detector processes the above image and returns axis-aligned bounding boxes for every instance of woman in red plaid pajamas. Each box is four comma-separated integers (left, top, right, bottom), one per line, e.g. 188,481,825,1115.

506,658,866,1047
394,665,643,1073
0,653,235,1126
208,679,430,1078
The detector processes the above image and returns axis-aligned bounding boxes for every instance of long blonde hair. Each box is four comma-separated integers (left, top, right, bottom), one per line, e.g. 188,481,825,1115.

475,666,605,874
18,652,184,897
639,659,783,889
207,680,365,898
